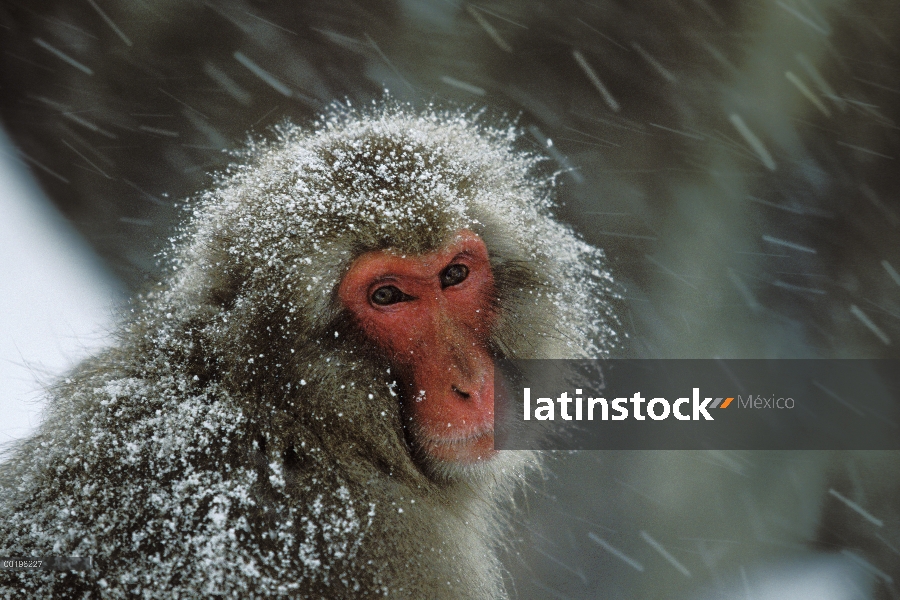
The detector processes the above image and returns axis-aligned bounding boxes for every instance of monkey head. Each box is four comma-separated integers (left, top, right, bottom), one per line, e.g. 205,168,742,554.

158,104,618,482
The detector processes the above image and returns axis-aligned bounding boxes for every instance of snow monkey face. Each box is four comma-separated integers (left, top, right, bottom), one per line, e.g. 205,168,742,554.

339,229,499,466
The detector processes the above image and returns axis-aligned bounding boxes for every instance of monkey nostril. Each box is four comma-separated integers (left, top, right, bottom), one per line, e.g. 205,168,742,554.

451,385,471,399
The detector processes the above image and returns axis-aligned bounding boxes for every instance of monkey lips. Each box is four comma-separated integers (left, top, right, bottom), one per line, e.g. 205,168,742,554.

339,229,498,466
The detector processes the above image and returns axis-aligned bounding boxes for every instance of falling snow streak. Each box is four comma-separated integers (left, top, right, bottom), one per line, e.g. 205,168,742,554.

61,140,111,179
572,50,620,112
233,52,293,97
761,235,816,254
841,551,895,585
86,0,133,47
363,34,415,93
729,114,776,171
785,71,831,117
157,88,208,119
138,126,180,138
204,63,253,105
828,489,884,528
836,141,895,160
439,76,486,96
33,97,117,138
726,268,761,311
587,533,644,572
811,380,865,417
631,43,676,83
776,1,831,35
639,531,691,578
849,305,891,345
882,261,900,287
795,52,843,110
466,6,512,53
33,38,93,75
11,148,70,184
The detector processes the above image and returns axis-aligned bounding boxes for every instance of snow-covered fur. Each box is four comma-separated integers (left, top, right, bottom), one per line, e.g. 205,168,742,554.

0,105,617,598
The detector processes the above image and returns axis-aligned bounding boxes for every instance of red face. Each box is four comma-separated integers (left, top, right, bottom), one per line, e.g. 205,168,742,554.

339,230,498,466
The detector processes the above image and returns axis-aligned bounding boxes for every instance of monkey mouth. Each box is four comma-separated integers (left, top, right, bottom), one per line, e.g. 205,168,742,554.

417,425,497,465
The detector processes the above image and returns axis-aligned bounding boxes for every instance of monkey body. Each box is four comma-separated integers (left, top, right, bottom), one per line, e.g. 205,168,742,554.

0,106,616,598
1,353,502,597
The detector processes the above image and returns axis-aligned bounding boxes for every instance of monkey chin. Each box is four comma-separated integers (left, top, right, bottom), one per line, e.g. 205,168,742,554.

423,431,497,464
414,426,500,479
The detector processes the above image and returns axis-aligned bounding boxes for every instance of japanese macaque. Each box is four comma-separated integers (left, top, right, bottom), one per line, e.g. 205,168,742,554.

0,106,617,598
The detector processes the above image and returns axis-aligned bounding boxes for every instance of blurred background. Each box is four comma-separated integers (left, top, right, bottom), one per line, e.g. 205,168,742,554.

1,0,898,597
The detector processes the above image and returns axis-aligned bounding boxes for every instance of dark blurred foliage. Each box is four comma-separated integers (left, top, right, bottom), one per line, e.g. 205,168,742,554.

1,1,899,598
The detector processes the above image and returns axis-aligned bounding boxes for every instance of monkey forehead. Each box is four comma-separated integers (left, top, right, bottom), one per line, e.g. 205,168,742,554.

339,229,490,290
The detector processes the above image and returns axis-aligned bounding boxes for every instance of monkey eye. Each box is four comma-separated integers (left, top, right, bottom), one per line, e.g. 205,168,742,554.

370,285,411,306
440,264,469,288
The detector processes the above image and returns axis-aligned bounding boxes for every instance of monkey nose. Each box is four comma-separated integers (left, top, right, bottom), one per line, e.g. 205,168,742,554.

451,385,471,400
